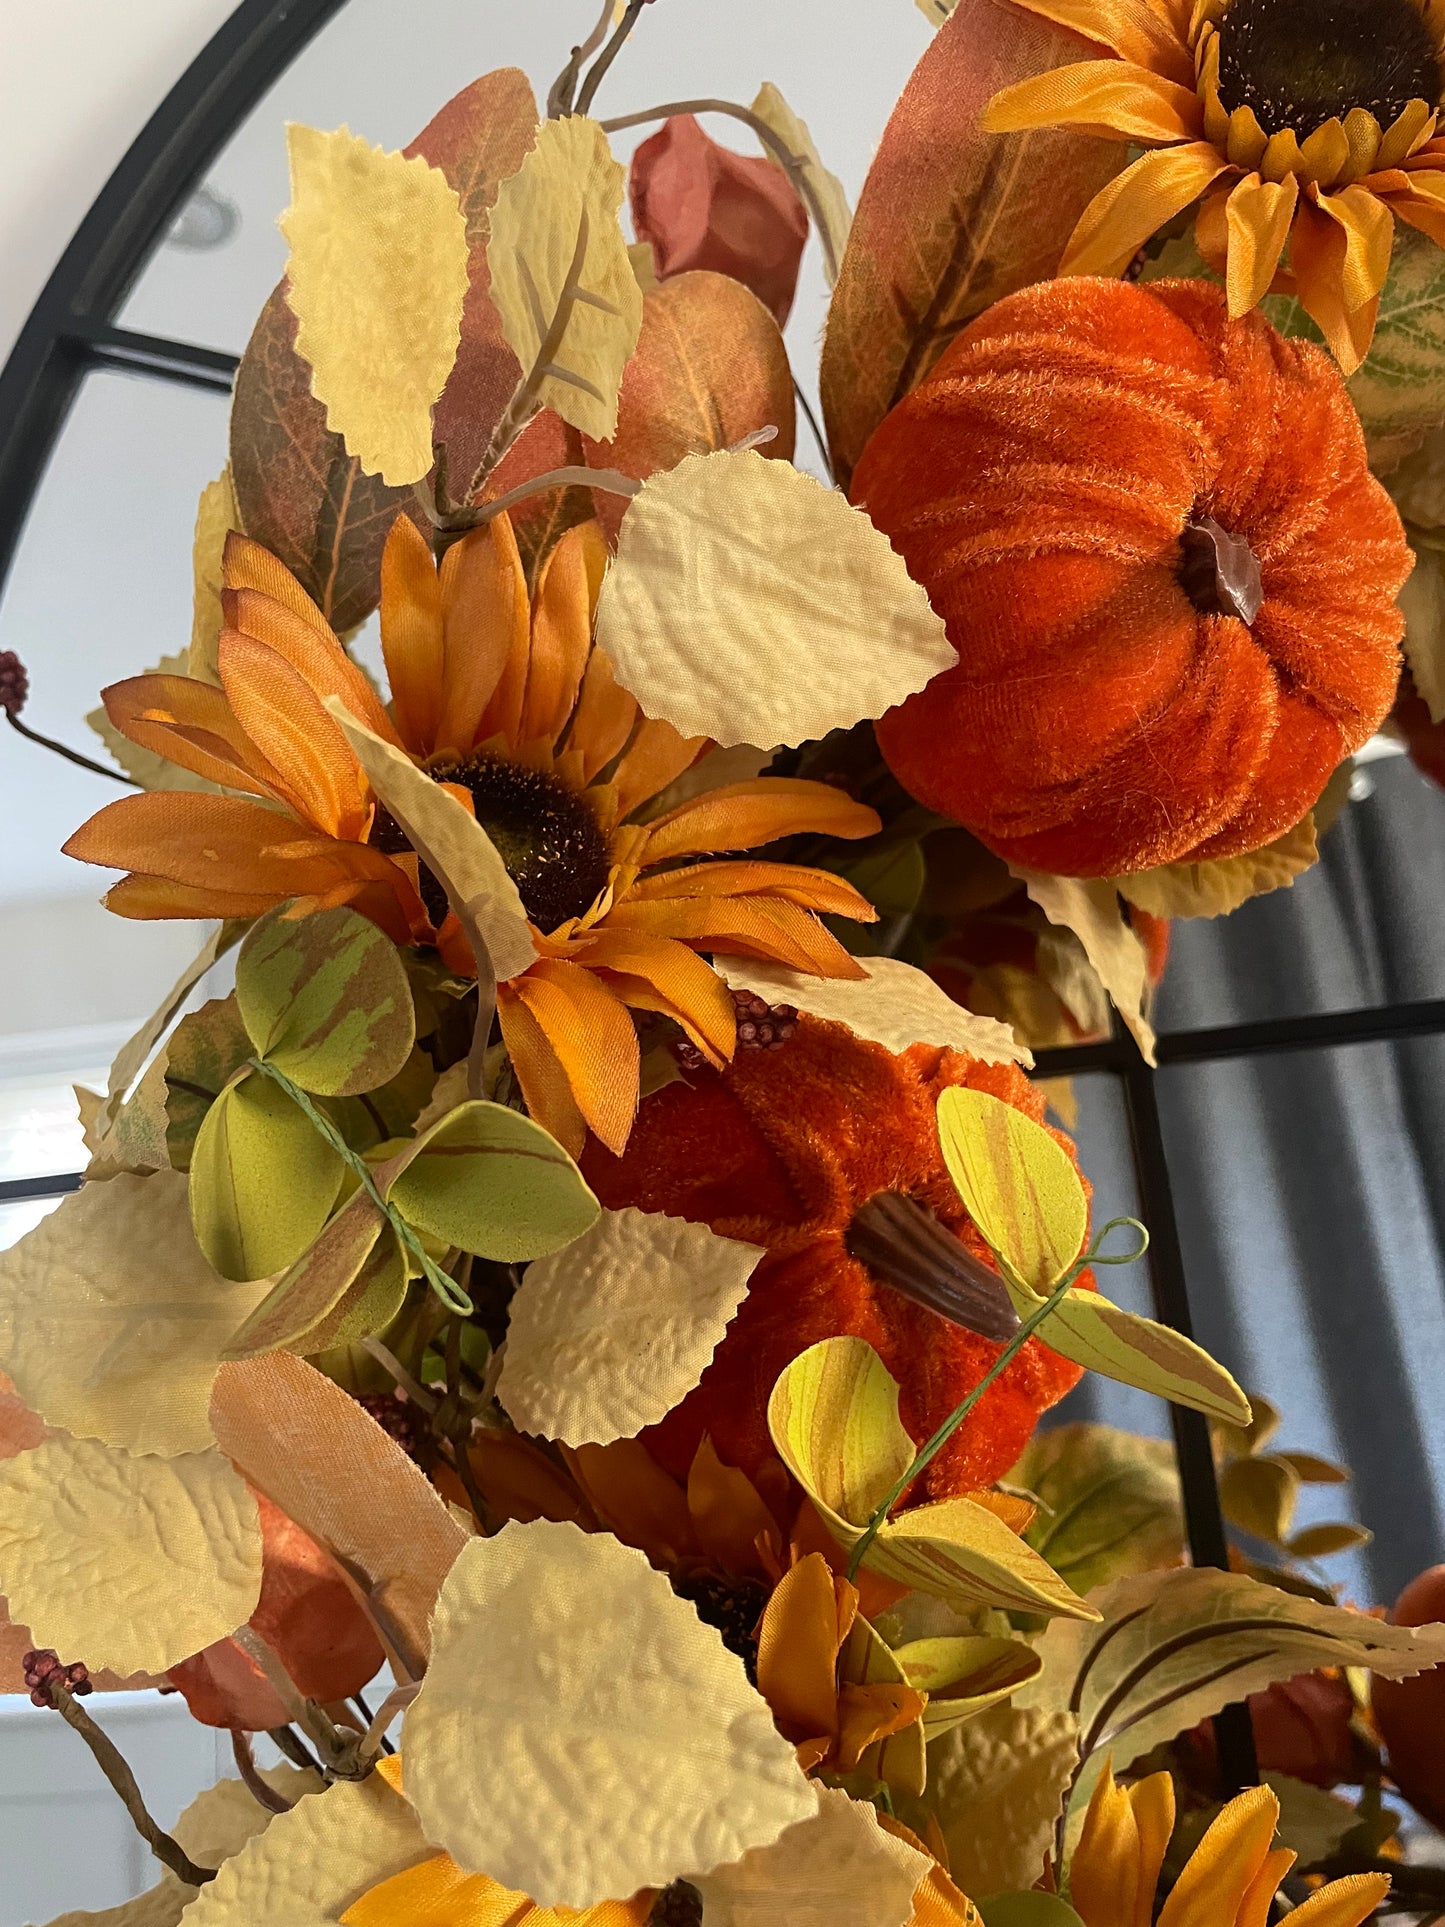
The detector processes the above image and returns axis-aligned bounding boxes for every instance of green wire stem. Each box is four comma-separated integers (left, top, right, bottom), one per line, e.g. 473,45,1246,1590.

246,1058,474,1316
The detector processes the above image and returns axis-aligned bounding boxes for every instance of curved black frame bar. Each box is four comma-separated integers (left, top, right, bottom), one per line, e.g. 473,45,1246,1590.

27,0,1445,1801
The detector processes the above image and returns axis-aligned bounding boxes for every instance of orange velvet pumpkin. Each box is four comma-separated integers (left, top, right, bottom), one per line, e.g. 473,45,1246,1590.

580,1015,1088,1499
855,277,1412,878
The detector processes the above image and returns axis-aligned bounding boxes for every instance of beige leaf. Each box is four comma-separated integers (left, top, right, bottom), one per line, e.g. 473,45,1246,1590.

210,1353,469,1676
0,1172,266,1457
87,651,223,795
178,1773,426,1927
326,700,536,982
98,923,241,1139
628,238,659,292
498,1207,762,1446
0,1437,261,1675
691,1783,929,1927
486,113,643,441
1014,871,1156,1065
927,1703,1080,1897
594,449,955,748
1114,815,1320,921
915,0,959,20
401,1521,814,1908
190,467,242,684
281,124,470,486
750,84,852,285
1401,536,1445,723
718,955,1030,1066
84,1052,171,1179
1034,928,1109,1038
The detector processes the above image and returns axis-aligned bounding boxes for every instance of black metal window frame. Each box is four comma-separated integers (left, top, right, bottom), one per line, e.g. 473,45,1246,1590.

9,0,1445,1796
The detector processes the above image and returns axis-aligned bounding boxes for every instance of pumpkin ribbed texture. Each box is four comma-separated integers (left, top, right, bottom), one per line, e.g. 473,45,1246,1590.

855,277,1412,877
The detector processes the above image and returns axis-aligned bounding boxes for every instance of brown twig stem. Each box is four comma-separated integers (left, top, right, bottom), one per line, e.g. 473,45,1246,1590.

48,1683,214,1886
233,1626,364,1779
547,0,616,118
357,1681,422,1767
429,464,641,536
229,1728,296,1814
5,710,139,786
574,0,650,117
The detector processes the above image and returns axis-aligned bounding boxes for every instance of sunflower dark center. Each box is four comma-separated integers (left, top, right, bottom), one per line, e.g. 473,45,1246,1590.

369,754,610,933
1216,0,1441,138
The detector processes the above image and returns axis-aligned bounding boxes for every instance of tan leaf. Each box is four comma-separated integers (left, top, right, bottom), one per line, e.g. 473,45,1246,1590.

401,1521,814,1908
1034,928,1109,1038
97,923,241,1140
916,0,959,19
189,467,242,685
1114,816,1320,921
0,1172,266,1457
691,1783,930,1927
486,114,643,441
87,651,222,795
1013,871,1156,1065
716,955,1030,1065
927,1703,1080,1897
84,1051,171,1179
281,125,470,486
0,1437,261,1676
497,1207,762,1447
594,450,955,748
326,700,536,983
1023,1565,1445,1803
1401,536,1445,724
1009,1423,1184,1598
177,1773,426,1927
750,84,852,285
210,1353,469,1676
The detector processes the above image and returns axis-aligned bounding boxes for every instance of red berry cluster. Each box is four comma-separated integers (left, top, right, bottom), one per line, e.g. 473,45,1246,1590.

676,989,799,1072
0,651,28,718
23,1649,91,1708
357,1389,434,1466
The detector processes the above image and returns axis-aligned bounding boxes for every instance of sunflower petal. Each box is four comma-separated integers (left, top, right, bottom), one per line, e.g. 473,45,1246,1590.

569,928,738,1061
1061,143,1232,275
1342,107,1383,181
523,520,607,745
983,62,1201,144
1157,1785,1280,1927
1128,1772,1177,1927
101,875,284,921
1378,100,1438,171
1286,1875,1394,1927
508,960,640,1154
642,779,881,865
1237,1849,1298,1927
628,859,880,920
380,513,446,757
438,513,531,756
1290,188,1392,371
568,647,641,782
756,1556,847,1746
496,990,589,1159
220,532,334,640
611,719,708,821
219,632,373,839
224,587,398,745
1000,0,1195,83
603,895,869,979
1072,1765,1146,1927
101,675,286,799
1384,175,1445,247
1224,172,1298,312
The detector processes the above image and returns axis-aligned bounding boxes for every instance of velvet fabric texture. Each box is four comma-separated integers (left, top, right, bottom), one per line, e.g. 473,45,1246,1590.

855,277,1413,878
581,1015,1087,1499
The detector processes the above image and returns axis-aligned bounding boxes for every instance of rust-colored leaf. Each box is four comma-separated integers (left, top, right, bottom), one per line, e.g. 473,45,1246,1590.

819,0,1124,489
582,270,796,540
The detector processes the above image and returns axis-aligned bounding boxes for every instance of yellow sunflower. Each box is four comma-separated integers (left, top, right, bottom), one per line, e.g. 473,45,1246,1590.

64,513,880,1153
983,0,1445,370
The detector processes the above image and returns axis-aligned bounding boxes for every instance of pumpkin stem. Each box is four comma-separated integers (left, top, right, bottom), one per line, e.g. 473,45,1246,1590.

1179,514,1265,625
845,1189,1020,1342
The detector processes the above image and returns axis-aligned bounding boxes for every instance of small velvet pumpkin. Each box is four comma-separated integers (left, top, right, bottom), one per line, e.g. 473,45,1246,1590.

854,277,1412,878
580,1014,1088,1499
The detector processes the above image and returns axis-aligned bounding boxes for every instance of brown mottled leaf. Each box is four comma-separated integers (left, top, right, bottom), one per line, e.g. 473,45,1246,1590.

582,270,796,541
819,0,1125,488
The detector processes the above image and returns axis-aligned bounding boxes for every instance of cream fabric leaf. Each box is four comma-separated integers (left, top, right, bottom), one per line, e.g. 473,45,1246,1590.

717,956,1030,1065
750,84,852,285
0,1438,261,1675
190,467,242,685
1113,815,1319,920
402,1521,814,1908
486,113,643,441
87,650,223,795
927,1703,1080,1898
98,924,240,1139
326,700,537,982
281,124,470,486
0,1173,266,1456
498,1207,763,1446
1401,536,1445,722
593,449,956,748
1013,871,1156,1065
178,1773,427,1927
691,1783,929,1927
83,1052,171,1180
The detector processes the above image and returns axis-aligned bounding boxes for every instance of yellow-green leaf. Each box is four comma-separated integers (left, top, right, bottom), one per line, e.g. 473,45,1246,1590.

281,125,470,485
486,114,643,441
935,1087,1087,1292
896,1635,1042,1738
1010,1424,1183,1597
1114,814,1320,921
1025,1289,1252,1427
236,904,415,1097
190,1072,344,1281
862,1496,1100,1622
164,996,253,1169
1220,1453,1299,1546
97,923,243,1141
839,1611,927,1796
222,1187,388,1360
387,1098,598,1261
1287,1522,1373,1559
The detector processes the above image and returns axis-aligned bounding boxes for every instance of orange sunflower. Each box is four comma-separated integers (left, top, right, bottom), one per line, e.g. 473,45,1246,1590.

983,0,1445,370
64,512,880,1152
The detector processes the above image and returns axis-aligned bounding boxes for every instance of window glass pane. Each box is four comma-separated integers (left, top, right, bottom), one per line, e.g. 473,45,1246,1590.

0,1195,65,1253
118,0,933,414
1158,1039,1445,1606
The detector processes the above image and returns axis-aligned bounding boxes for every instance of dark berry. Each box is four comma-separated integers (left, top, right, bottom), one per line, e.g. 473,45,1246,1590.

0,652,28,717
649,1879,704,1926
675,989,801,1071
23,1648,91,1707
357,1389,436,1468
670,1570,768,1685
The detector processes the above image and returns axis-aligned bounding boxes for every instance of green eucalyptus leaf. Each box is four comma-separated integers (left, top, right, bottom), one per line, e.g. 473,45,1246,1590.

895,1635,1042,1739
1011,1423,1184,1596
164,995,253,1170
223,1187,387,1357
387,1099,599,1262
236,903,415,1096
190,1070,345,1281
293,1224,409,1355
